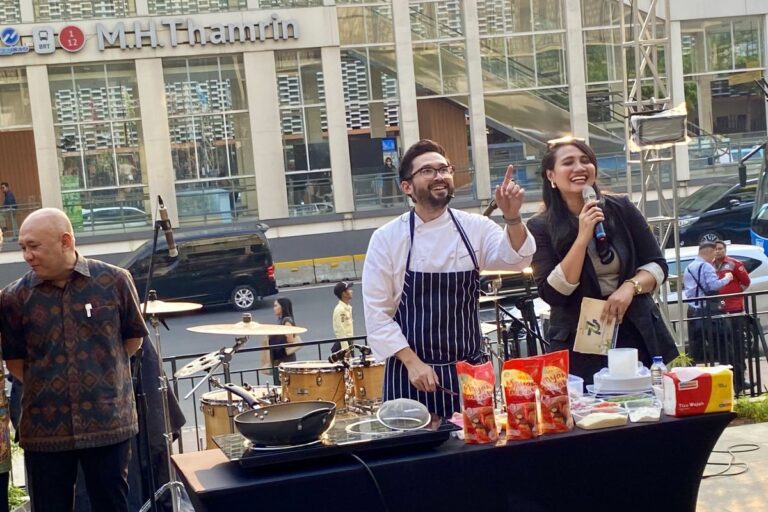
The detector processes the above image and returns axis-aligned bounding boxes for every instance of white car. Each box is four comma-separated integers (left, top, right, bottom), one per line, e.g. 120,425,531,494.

662,244,768,325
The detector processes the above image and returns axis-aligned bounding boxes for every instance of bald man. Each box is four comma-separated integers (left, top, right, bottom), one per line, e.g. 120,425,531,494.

0,208,148,512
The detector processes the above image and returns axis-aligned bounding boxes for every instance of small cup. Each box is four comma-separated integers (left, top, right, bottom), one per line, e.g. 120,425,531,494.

608,348,638,378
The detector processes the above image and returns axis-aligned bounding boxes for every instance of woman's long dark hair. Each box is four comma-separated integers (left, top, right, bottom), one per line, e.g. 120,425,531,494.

276,297,294,321
540,140,607,256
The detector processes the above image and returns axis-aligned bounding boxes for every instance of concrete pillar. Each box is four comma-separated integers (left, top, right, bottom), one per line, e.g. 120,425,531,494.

392,0,419,149
135,0,149,16
564,0,589,141
243,51,289,220
669,21,690,181
321,46,354,213
696,76,714,134
135,59,178,224
463,1,491,201
19,0,33,23
27,65,62,209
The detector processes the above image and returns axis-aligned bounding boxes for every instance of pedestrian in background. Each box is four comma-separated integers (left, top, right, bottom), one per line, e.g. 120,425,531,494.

264,298,300,384
331,281,354,353
713,240,751,393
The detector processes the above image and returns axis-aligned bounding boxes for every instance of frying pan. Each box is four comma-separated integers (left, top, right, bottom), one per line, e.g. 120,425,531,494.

223,383,336,446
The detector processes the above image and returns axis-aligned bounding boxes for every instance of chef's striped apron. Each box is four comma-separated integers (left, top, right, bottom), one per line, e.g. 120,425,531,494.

383,208,482,417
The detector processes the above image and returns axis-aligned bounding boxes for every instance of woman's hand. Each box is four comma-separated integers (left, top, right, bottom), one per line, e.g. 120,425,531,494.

577,200,605,244
601,282,635,324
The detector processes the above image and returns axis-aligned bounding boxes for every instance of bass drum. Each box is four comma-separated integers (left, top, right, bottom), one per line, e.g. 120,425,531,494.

200,386,280,450
280,361,346,410
349,357,385,404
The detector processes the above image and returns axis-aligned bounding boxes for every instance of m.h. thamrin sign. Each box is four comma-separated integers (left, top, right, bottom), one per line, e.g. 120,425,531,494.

21,14,299,56
96,14,299,50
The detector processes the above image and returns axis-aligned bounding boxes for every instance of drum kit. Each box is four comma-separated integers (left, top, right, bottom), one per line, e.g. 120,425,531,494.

165,313,385,451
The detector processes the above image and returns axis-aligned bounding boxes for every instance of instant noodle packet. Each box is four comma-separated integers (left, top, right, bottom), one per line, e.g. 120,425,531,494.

502,357,542,440
538,350,574,433
456,361,498,444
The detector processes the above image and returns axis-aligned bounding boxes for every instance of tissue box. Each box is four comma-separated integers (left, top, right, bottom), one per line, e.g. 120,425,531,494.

662,366,733,417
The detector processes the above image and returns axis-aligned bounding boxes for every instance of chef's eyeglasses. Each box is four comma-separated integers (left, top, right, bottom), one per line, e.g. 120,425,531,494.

406,165,455,180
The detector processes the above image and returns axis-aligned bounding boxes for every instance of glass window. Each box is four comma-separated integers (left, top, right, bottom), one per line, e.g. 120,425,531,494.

49,62,148,234
338,4,394,46
0,1,21,23
0,69,31,128
276,49,334,217
148,0,246,15
410,0,463,41
584,28,622,83
510,0,532,33
35,0,135,21
163,56,257,225
535,33,566,86
477,0,512,37
733,18,761,69
706,20,733,72
581,0,612,28
532,0,562,31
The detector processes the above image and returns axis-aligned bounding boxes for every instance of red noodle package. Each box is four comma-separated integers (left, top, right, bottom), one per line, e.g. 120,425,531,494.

502,357,542,440
538,350,574,433
456,361,498,444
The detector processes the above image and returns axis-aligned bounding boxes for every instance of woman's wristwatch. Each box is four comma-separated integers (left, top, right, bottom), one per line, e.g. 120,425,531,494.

624,278,642,296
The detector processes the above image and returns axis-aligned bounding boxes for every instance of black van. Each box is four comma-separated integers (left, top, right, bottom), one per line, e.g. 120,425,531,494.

120,224,278,311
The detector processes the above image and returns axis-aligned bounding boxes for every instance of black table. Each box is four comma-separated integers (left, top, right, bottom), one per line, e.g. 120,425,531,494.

172,412,734,512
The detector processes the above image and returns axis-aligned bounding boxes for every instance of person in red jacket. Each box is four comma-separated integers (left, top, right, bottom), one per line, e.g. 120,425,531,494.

713,240,751,393
713,240,751,312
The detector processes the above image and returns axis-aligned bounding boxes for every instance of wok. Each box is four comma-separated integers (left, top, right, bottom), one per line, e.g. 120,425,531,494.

223,383,336,446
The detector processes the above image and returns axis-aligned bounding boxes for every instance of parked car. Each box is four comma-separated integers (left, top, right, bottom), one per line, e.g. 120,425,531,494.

663,244,768,324
120,224,278,311
674,178,756,247
81,206,150,229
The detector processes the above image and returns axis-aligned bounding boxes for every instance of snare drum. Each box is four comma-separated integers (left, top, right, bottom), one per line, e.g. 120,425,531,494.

200,386,280,450
279,361,345,409
349,357,385,403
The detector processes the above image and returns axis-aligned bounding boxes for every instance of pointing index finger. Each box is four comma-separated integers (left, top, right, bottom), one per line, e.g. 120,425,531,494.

502,165,514,190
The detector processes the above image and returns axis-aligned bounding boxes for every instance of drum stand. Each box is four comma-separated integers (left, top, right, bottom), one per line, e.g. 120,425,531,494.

140,308,184,512
183,336,249,436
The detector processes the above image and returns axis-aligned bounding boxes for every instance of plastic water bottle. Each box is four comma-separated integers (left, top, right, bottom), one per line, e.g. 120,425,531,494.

651,356,667,388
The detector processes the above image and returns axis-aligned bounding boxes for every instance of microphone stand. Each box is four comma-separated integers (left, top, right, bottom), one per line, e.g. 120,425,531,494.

137,207,183,512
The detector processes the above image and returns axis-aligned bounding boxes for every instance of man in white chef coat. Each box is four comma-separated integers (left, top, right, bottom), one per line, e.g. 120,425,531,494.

362,139,535,417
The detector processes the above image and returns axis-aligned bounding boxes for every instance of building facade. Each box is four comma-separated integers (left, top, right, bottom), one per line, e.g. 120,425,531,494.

0,0,766,253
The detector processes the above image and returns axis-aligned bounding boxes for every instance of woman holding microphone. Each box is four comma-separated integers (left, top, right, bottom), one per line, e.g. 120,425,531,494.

527,137,678,383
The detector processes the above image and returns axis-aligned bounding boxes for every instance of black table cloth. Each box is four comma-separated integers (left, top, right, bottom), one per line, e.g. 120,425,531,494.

172,412,734,512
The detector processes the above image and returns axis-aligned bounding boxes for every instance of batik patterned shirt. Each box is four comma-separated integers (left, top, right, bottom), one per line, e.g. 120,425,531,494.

0,254,148,452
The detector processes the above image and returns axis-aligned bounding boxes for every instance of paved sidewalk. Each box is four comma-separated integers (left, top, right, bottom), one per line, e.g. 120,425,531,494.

697,421,768,511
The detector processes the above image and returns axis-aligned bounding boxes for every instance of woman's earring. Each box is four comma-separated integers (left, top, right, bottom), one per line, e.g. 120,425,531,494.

550,181,556,189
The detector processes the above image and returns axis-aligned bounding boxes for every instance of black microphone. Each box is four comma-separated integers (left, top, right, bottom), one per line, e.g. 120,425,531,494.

581,186,607,242
157,196,179,258
482,198,497,217
328,346,353,364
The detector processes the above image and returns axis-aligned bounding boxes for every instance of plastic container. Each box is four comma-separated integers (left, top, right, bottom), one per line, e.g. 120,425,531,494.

623,398,662,423
572,406,628,430
567,374,584,398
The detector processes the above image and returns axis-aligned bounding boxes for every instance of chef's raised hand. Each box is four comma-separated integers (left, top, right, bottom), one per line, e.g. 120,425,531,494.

495,165,525,219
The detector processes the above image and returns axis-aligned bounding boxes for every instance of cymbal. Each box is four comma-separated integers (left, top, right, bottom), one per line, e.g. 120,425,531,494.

174,350,223,378
478,295,505,303
141,300,203,315
480,322,499,335
188,321,307,336
479,269,524,277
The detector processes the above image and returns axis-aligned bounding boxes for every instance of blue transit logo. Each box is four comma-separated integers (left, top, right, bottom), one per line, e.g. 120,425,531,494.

0,27,20,46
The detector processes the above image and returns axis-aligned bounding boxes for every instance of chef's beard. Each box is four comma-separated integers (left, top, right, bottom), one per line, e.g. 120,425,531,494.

411,181,454,209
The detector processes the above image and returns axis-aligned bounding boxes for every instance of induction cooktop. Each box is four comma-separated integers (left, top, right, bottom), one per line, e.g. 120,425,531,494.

214,414,459,469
